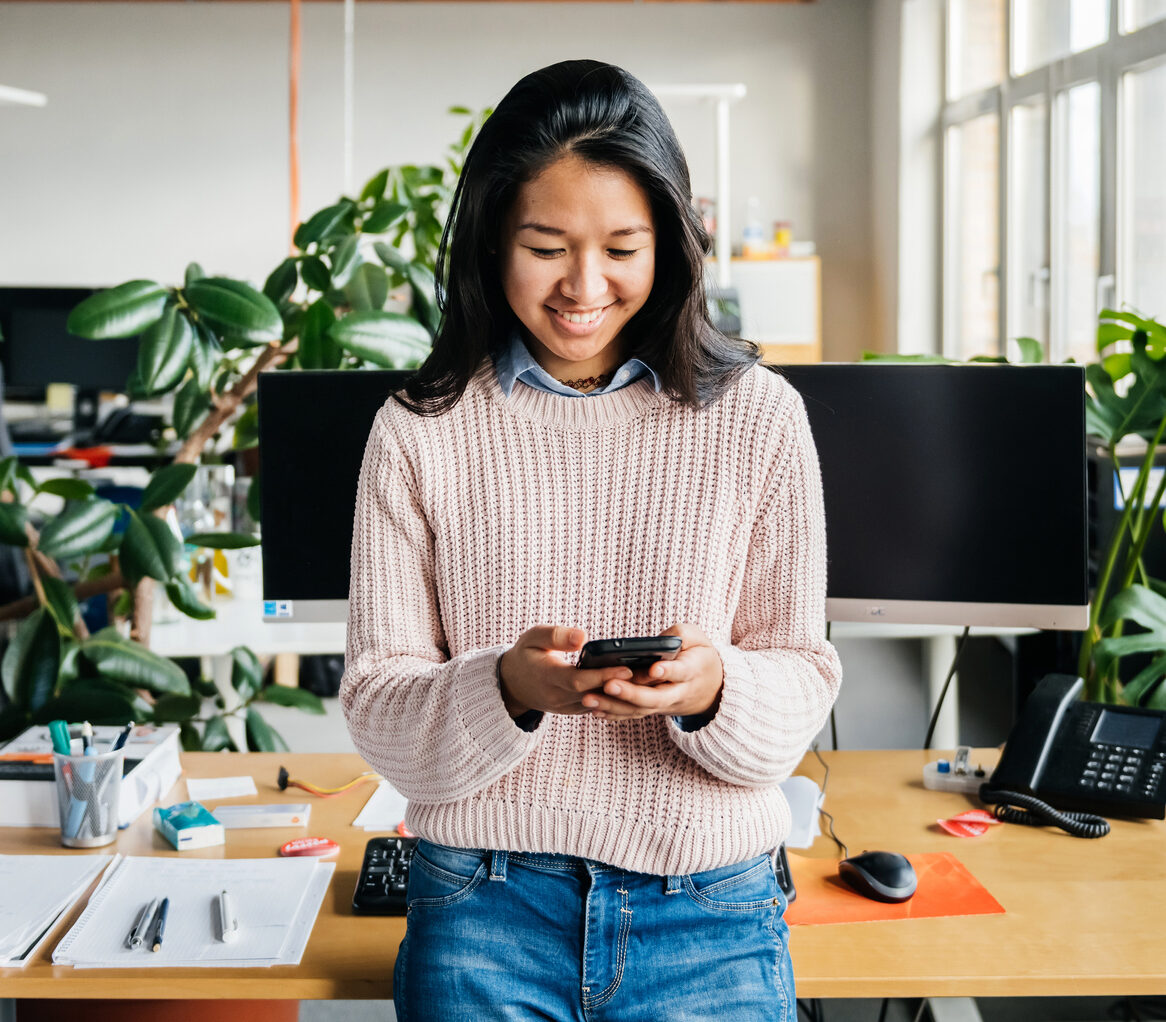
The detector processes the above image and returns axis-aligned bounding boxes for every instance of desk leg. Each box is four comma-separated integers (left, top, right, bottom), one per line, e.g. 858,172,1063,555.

923,635,960,750
16,1001,298,1022
926,997,983,1022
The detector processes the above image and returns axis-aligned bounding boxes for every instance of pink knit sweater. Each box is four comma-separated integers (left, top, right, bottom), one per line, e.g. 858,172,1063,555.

341,363,842,875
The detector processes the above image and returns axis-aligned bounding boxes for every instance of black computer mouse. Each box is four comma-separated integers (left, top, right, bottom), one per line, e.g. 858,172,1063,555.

837,850,917,903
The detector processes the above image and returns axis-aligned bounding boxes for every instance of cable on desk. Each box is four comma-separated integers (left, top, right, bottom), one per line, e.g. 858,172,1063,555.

921,625,971,750
810,743,849,860
977,786,1110,838
276,766,381,798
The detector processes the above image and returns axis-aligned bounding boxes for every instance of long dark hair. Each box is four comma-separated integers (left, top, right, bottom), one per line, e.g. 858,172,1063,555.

399,59,758,415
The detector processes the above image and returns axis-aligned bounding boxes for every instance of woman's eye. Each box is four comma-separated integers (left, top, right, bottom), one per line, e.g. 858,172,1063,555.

608,249,637,259
529,248,563,258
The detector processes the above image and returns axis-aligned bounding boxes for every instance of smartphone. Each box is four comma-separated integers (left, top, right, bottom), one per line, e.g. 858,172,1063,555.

578,636,683,670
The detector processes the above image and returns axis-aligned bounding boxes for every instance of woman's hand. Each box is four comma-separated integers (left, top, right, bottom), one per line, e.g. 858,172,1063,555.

498,626,633,717
580,624,723,722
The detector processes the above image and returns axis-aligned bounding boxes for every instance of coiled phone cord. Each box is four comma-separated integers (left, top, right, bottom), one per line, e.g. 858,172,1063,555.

978,786,1111,838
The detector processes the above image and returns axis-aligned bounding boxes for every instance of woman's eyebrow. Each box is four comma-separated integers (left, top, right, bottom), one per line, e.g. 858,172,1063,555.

515,222,653,237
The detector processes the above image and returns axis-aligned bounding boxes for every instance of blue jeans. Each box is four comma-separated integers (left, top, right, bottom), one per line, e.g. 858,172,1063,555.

393,840,795,1021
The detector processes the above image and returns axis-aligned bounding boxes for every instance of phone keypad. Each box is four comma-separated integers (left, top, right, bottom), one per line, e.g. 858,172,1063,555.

1080,743,1165,799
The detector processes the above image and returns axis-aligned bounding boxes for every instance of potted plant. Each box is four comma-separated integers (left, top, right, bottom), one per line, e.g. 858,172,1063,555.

0,108,487,750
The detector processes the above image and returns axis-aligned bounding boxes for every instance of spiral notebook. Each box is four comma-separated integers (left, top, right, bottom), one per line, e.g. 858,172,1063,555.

53,855,333,968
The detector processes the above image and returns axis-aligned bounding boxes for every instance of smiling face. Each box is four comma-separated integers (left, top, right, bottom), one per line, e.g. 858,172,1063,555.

499,154,656,381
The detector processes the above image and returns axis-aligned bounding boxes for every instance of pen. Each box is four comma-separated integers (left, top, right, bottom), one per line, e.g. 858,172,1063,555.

127,898,157,949
81,721,94,755
218,890,238,943
150,897,170,953
48,719,71,756
111,721,134,752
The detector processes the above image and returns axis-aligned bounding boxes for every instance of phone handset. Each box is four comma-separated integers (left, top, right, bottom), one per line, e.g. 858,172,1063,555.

979,674,1111,839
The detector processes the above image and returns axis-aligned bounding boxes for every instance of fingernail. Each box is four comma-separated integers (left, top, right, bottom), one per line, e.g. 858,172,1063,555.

608,684,621,696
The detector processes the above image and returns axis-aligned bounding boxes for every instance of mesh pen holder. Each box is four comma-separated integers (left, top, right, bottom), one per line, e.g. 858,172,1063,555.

53,749,124,848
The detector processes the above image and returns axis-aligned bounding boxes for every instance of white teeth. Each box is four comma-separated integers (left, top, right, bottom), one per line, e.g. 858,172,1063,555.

557,308,604,325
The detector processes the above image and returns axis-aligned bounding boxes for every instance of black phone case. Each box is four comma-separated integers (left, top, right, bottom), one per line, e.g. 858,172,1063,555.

578,636,683,670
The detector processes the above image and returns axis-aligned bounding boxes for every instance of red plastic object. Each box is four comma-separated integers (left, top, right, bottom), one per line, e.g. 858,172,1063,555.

279,836,340,857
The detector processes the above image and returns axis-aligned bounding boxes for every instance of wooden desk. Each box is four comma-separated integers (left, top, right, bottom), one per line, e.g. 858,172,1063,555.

2,749,1164,1001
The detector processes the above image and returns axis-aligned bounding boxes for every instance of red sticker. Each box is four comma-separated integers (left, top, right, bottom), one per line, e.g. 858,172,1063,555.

398,821,416,838
279,836,340,857
937,810,1000,838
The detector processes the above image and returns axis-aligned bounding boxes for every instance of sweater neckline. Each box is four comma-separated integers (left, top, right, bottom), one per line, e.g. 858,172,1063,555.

478,366,670,428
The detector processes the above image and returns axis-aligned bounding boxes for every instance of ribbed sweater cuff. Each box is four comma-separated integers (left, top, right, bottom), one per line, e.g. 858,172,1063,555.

453,647,544,771
668,643,778,787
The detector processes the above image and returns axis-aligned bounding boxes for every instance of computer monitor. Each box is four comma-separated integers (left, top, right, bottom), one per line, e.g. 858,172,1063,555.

779,363,1088,629
258,369,412,623
258,363,1089,630
0,287,141,433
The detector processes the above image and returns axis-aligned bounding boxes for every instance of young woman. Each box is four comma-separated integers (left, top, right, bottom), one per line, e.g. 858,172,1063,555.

341,59,842,1021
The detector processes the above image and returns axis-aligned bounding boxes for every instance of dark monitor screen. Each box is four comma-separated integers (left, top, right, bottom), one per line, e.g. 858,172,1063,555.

779,363,1088,629
0,287,139,397
258,363,1089,629
258,369,411,620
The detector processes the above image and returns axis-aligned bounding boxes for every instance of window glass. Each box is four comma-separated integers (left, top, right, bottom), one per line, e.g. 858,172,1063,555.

1122,0,1166,31
1120,61,1166,320
948,0,1006,99
1013,0,1110,75
1052,82,1102,364
945,114,1001,358
1008,100,1050,357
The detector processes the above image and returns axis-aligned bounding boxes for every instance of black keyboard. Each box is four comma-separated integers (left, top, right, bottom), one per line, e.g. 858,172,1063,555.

352,836,417,915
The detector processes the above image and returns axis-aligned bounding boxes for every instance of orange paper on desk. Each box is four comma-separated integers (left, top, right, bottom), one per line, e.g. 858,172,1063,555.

784,852,1004,926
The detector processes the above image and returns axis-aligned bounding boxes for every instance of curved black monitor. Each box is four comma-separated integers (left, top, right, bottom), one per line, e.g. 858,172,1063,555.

258,364,1089,630
779,363,1088,630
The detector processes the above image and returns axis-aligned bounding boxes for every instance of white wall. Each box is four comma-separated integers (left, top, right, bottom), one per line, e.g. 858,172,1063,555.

0,0,875,358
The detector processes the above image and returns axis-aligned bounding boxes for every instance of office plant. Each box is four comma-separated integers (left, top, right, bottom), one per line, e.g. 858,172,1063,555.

0,108,485,748
1078,309,1166,709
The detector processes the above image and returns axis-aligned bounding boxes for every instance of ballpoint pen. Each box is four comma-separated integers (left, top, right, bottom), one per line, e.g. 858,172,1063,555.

150,896,170,953
111,721,134,752
218,890,238,943
127,898,157,950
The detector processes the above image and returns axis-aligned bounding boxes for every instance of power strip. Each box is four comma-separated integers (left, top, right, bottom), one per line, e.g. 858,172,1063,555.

923,746,989,794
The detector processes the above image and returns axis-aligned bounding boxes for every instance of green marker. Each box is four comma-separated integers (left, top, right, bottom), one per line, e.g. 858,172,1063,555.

48,719,71,756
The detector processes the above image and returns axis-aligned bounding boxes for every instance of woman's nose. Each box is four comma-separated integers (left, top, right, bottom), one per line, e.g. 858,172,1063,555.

560,253,607,306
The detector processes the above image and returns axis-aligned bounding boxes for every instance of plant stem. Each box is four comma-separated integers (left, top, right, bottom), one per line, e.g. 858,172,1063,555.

22,547,46,608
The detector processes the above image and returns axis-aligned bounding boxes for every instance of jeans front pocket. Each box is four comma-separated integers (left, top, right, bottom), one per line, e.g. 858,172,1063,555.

680,853,782,913
407,840,488,910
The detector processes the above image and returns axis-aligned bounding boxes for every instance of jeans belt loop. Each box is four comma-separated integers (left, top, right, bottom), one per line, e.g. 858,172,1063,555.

489,849,509,881
664,874,682,895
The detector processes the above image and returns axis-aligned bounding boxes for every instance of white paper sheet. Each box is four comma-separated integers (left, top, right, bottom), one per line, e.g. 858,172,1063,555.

186,775,258,801
352,780,409,831
54,855,330,968
778,775,823,849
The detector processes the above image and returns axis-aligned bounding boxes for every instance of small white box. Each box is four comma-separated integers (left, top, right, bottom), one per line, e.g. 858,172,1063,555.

212,803,311,829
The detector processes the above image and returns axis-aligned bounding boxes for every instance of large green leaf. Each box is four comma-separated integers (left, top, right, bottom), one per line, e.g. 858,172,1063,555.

120,514,183,584
41,575,80,633
136,304,195,395
0,456,19,498
301,256,332,293
298,299,340,370
245,706,289,752
329,235,363,289
330,311,431,368
264,258,299,305
344,262,390,312
246,476,261,525
141,463,198,513
152,693,203,723
200,714,234,751
405,263,440,337
360,169,389,203
172,377,211,440
189,322,222,391
36,478,96,502
36,497,119,562
185,278,283,344
232,400,259,451
33,678,142,727
362,200,409,235
66,280,169,339
257,685,326,714
1094,633,1166,671
0,503,29,547
374,242,410,274
1012,336,1043,364
165,576,215,621
231,646,264,702
81,627,191,695
185,531,260,549
4,609,60,713
1099,584,1166,631
294,201,356,249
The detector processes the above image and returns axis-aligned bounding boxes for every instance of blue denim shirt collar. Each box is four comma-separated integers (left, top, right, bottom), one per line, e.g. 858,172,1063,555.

495,332,661,398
